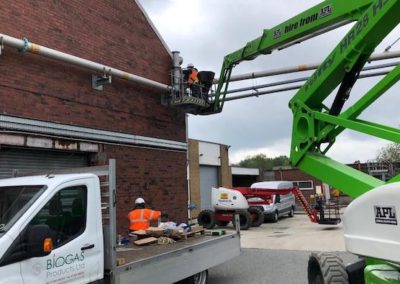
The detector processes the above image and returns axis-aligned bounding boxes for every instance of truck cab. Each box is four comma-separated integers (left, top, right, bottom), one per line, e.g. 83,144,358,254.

0,174,104,284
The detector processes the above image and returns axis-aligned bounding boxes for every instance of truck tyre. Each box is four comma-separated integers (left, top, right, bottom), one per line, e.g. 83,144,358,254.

308,252,349,284
288,206,295,217
233,210,252,230
215,220,229,227
197,210,216,229
175,270,208,284
248,207,263,227
272,211,279,223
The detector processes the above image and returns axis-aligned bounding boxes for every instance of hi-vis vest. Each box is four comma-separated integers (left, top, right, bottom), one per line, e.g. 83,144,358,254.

128,208,161,231
188,69,199,85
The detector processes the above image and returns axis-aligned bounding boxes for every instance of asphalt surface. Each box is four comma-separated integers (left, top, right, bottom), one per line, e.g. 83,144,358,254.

240,213,346,251
207,212,357,284
208,249,358,284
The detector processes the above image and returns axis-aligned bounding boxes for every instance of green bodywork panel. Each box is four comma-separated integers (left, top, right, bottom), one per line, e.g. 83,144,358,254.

365,264,400,283
298,153,384,198
208,2,400,283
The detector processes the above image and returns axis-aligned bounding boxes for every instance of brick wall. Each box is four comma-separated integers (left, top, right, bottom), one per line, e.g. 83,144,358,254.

0,1,188,233
0,0,185,140
102,145,187,234
274,168,323,205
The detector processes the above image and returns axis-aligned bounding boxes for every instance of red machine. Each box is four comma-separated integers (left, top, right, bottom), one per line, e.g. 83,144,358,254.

197,182,341,230
240,185,341,225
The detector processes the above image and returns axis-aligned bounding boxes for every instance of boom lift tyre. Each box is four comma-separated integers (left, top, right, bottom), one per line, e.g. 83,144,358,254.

197,209,216,229
232,210,252,230
308,252,349,284
248,207,264,227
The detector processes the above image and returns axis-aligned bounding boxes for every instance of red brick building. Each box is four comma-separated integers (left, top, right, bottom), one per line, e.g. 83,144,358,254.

0,1,187,233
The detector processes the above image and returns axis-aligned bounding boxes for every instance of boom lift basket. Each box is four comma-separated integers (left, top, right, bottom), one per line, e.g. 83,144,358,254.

313,196,341,225
163,69,215,114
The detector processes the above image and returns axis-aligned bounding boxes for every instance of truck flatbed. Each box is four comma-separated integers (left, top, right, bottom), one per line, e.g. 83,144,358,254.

114,232,240,284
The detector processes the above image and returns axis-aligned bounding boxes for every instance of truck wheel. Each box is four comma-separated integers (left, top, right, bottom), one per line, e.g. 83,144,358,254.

175,270,208,284
233,210,252,230
272,211,279,223
288,206,295,217
215,220,229,227
308,252,349,284
197,210,215,229
248,207,263,227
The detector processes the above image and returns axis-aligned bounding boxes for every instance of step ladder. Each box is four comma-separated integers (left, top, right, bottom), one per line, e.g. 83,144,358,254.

292,186,319,223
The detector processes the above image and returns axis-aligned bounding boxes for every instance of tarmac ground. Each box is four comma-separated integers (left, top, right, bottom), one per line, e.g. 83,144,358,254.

240,212,346,251
207,212,356,284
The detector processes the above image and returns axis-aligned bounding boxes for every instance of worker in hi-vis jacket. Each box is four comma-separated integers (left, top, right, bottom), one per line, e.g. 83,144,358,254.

128,197,161,231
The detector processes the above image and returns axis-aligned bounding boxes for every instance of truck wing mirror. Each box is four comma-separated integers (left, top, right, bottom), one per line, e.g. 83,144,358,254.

27,225,53,257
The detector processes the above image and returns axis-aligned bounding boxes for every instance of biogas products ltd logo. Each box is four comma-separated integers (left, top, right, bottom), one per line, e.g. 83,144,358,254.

46,251,86,281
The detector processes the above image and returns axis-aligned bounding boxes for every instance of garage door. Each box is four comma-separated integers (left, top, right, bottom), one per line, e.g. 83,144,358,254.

200,166,218,210
0,148,90,179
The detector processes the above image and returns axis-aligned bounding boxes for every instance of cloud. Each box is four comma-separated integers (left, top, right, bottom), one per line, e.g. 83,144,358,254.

229,138,291,164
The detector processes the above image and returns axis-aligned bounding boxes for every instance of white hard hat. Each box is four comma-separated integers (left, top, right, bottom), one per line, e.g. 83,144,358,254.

135,197,145,205
187,63,194,68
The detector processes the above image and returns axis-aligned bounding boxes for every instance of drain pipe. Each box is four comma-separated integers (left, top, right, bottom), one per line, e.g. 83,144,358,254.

0,33,170,91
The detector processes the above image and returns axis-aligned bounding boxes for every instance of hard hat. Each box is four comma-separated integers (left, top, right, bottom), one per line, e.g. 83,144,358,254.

187,63,194,68
135,197,145,205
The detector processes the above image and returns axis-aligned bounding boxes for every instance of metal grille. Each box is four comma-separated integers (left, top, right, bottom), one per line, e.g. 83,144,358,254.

0,148,89,179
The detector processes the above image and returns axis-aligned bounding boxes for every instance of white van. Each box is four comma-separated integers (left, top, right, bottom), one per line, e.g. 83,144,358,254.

250,181,296,222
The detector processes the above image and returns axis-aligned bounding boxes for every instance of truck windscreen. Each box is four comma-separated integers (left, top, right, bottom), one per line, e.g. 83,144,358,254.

0,185,46,235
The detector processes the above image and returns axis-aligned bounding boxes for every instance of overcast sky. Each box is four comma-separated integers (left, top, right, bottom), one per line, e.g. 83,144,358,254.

138,0,400,164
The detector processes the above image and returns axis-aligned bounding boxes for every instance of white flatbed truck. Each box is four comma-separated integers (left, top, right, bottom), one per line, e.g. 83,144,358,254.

0,159,240,284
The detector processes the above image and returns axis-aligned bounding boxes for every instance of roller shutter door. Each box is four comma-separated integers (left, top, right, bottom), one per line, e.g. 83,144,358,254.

0,148,89,179
200,166,218,210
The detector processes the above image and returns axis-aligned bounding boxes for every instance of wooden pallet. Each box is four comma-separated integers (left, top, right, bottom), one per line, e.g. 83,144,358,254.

179,226,205,239
133,237,158,246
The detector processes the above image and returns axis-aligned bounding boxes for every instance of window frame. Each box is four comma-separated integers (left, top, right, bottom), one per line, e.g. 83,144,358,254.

293,180,314,190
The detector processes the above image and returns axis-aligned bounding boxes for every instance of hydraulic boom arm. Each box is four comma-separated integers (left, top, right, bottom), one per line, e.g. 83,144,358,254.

207,0,400,199
208,0,374,114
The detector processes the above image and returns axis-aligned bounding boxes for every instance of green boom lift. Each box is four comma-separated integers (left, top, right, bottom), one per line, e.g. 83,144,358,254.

170,0,400,283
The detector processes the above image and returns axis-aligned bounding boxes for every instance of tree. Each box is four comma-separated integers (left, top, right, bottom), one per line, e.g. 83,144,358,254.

376,143,400,163
237,154,290,170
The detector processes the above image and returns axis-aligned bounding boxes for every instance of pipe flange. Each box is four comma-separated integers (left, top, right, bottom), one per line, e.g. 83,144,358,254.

18,37,30,53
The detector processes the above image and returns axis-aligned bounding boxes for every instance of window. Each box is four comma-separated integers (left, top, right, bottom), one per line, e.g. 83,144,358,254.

31,185,87,247
0,186,87,266
293,180,314,190
0,185,46,237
